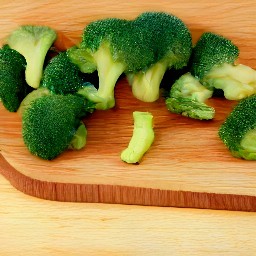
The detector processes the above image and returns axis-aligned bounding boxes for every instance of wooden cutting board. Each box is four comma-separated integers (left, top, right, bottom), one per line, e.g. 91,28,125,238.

1,0,256,211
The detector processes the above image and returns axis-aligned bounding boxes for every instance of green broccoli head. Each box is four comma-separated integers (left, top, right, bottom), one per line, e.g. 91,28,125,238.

219,94,256,160
7,25,57,89
41,51,86,95
0,45,32,112
190,32,239,80
166,73,215,120
68,12,192,108
189,32,256,101
127,12,192,102
68,18,130,110
22,94,94,160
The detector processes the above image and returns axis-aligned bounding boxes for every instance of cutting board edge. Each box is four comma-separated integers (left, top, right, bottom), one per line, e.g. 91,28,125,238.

1,153,255,212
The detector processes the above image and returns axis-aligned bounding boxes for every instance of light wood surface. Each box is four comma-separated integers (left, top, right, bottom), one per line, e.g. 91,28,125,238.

1,174,256,256
1,0,256,211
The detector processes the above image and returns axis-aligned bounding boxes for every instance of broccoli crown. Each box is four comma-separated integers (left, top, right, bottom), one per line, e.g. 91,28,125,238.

81,17,155,72
7,25,57,89
80,12,192,72
219,94,256,160
22,94,93,160
133,12,192,70
190,32,239,80
41,51,86,94
0,45,31,112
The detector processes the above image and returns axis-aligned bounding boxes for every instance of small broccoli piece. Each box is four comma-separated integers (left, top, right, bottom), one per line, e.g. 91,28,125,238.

121,111,154,164
219,94,256,160
22,94,94,160
166,73,215,120
127,12,192,102
41,51,87,95
0,45,32,112
190,32,256,100
7,25,57,89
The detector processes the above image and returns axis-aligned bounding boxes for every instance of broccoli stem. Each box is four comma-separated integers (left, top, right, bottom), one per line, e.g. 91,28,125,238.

202,63,256,100
129,61,167,102
93,44,125,110
121,111,154,164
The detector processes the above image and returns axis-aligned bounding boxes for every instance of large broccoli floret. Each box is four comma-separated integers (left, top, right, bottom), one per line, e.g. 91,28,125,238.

126,12,192,102
68,12,192,109
166,73,215,120
41,51,87,95
190,32,256,100
7,25,57,89
0,45,32,112
22,94,94,160
67,18,133,110
219,94,256,160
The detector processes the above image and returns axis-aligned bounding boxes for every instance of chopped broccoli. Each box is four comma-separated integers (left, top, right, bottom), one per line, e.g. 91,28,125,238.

126,12,192,102
41,51,87,95
22,94,94,160
219,94,256,160
166,73,215,120
68,12,192,109
121,111,154,164
67,18,131,110
190,32,256,100
7,25,57,89
0,45,32,112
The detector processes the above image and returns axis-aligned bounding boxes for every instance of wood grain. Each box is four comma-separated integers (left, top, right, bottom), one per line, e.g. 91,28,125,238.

1,0,256,211
1,175,256,256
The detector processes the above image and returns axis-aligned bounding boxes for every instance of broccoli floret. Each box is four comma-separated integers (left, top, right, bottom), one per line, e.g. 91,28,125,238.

22,94,94,160
190,32,256,100
126,12,192,102
0,45,32,112
41,51,87,94
166,73,215,120
7,25,57,89
121,111,154,164
68,12,192,109
219,94,256,160
68,18,131,110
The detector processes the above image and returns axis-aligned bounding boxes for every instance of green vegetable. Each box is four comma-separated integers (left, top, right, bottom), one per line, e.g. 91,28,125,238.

41,51,88,95
7,25,57,89
22,94,94,160
67,18,130,110
190,32,256,100
219,94,256,160
0,45,31,112
68,12,192,109
121,111,154,164
127,12,192,103
166,73,215,120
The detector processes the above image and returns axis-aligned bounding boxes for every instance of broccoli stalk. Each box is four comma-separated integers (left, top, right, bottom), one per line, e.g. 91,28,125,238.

127,61,168,102
219,94,256,160
92,43,126,109
202,63,256,100
7,25,57,89
121,111,154,164
166,73,215,120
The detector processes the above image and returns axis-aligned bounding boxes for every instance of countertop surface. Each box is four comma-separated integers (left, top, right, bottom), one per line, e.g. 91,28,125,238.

1,174,256,256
